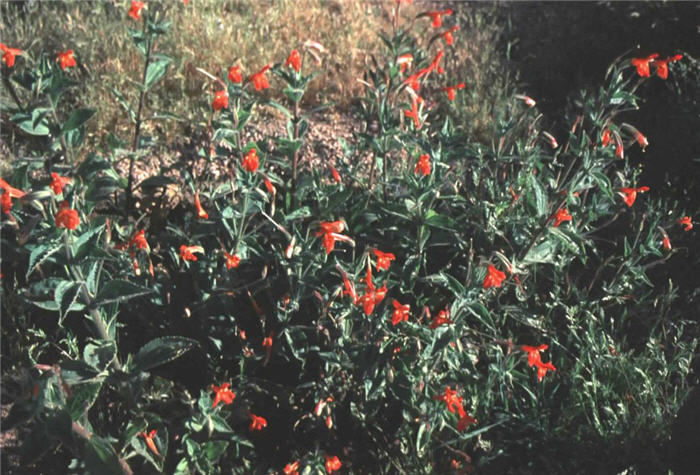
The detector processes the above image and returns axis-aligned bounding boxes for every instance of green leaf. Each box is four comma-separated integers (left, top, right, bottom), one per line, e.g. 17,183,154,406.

11,111,50,136
66,382,102,421
283,206,312,222
83,340,117,372
54,280,82,323
27,241,63,278
84,436,125,475
62,108,95,134
144,56,172,91
130,336,197,374
94,279,154,306
424,210,456,231
523,239,556,264
267,100,292,119
528,173,548,217
60,360,102,385
108,87,136,123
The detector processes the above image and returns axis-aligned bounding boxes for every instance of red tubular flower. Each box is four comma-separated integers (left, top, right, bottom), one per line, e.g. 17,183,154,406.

414,154,431,176
56,50,77,70
128,1,145,20
224,252,240,269
601,129,611,147
49,173,71,195
262,334,273,351
373,249,396,271
55,202,80,230
228,65,242,83
619,186,649,207
679,216,693,231
340,269,358,304
374,284,387,304
517,94,536,107
662,235,672,251
249,64,272,91
442,83,465,101
441,25,460,46
434,386,464,415
211,382,236,408
361,290,376,316
535,360,556,382
330,166,342,184
242,148,259,172
212,90,229,111
264,176,276,195
284,461,300,475
457,413,478,432
429,308,453,328
285,49,302,72
249,414,267,431
179,244,204,261
521,344,548,367
653,54,682,79
138,429,160,457
427,9,453,28
194,192,208,219
630,53,659,77
325,455,342,474
0,178,25,214
317,220,345,235
483,264,506,289
1,43,23,68
391,300,410,326
128,229,149,251
552,207,572,227
404,95,423,128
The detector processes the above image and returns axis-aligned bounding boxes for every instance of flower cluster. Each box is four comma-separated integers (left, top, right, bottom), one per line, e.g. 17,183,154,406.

434,386,478,432
521,344,557,381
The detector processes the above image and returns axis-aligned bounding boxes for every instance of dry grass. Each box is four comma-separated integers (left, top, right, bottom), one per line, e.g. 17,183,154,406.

0,0,511,148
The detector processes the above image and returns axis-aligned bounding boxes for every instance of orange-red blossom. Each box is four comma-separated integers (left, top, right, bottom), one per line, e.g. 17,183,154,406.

211,382,236,408
619,186,649,207
55,202,80,230
138,429,160,457
1,43,23,68
57,50,77,70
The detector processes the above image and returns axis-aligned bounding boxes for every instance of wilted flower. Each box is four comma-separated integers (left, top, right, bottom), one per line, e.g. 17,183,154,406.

630,53,659,77
542,131,558,149
212,90,229,111
211,382,236,408
57,50,77,70
55,202,80,230
483,264,506,289
1,43,23,68
516,94,536,107
194,192,208,219
457,413,478,432
396,53,413,73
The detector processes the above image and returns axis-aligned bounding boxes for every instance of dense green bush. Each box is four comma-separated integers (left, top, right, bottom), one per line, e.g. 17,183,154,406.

1,2,696,473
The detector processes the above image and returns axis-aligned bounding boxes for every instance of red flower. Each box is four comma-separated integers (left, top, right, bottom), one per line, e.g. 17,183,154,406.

442,83,465,101
0,178,25,214
138,429,160,457
434,386,465,416
49,173,71,195
679,216,693,231
552,208,572,227
662,235,672,251
615,142,624,159
653,54,682,79
194,192,208,219
1,43,23,68
224,252,240,269
521,344,548,367
483,264,506,289
634,130,649,149
391,299,410,326
427,9,453,28
128,229,149,251
179,244,204,261
264,176,276,195
317,220,345,235
403,51,444,91
325,455,342,474
242,148,259,172
373,249,396,271
228,65,242,83
128,1,145,20
262,334,273,350
330,166,342,184
404,95,423,128
284,461,300,475
619,186,649,207
56,50,77,70
249,414,267,431
429,308,453,329
519,95,536,107
211,382,236,408
249,64,272,91
535,360,556,382
285,49,302,72
55,202,80,230
212,90,229,111
457,413,478,432
601,129,611,147
630,53,659,77
441,25,460,46
414,153,431,176
340,268,359,305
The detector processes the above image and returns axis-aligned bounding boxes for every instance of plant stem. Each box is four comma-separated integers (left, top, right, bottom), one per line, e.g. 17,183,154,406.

291,100,300,209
